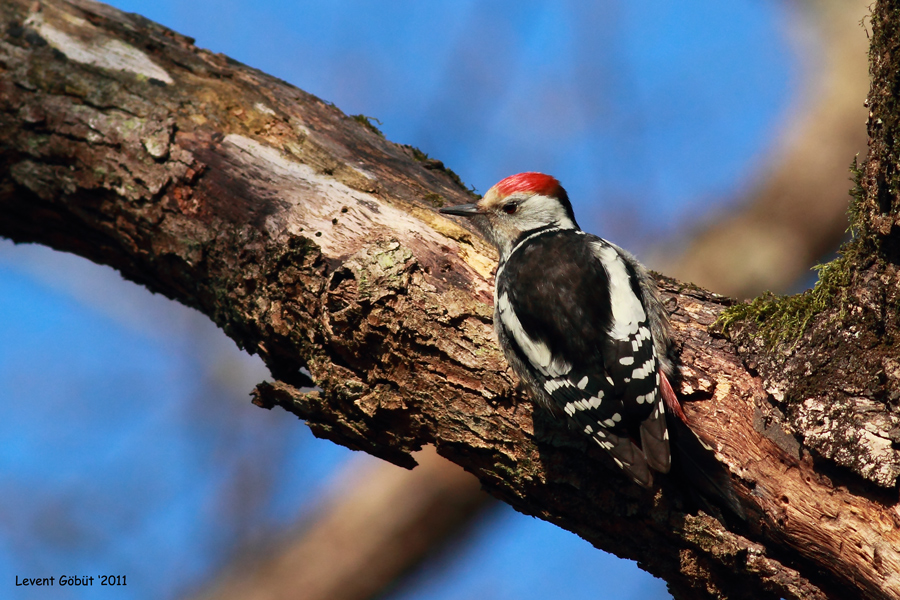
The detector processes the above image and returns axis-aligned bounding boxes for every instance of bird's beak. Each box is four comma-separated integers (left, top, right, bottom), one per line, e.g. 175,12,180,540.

439,203,480,217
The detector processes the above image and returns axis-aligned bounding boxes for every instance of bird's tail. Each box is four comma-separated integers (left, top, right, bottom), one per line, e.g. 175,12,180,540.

660,371,746,521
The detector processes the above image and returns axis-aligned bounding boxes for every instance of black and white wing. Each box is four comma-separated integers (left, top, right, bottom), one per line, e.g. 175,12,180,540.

495,230,669,487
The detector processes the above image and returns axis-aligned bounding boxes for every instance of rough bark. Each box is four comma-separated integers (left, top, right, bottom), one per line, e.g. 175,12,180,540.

1,1,899,599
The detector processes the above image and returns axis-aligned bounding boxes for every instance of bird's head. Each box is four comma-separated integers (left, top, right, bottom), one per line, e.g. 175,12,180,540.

440,172,580,259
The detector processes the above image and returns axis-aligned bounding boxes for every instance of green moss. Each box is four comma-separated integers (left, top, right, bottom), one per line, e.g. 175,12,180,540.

716,252,853,347
376,247,403,270
473,345,492,356
716,156,872,346
848,155,866,238
25,134,49,153
403,144,480,198
423,192,444,207
351,114,384,137
407,145,429,163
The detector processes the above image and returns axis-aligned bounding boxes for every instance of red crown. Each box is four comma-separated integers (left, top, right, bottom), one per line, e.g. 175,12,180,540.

494,172,561,198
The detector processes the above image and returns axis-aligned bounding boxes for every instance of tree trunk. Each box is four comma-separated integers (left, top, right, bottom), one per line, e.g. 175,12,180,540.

1,1,899,599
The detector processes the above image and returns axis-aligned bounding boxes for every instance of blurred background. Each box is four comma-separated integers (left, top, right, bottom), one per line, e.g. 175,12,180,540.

0,1,870,598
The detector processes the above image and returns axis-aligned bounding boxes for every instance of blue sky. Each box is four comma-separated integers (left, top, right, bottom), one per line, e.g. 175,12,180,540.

0,1,796,599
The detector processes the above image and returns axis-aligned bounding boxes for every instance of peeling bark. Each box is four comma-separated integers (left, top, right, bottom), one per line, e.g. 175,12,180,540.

2,1,900,599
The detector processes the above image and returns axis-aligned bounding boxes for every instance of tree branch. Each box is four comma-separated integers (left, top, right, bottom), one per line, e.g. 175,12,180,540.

2,1,899,599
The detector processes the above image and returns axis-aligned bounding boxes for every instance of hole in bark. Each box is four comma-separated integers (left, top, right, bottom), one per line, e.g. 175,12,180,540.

24,30,47,47
329,268,355,291
266,353,313,388
881,223,900,262
327,268,358,314
876,181,893,214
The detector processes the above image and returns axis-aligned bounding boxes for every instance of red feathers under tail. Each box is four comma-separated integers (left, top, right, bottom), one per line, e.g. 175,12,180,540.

660,368,687,424
661,369,745,521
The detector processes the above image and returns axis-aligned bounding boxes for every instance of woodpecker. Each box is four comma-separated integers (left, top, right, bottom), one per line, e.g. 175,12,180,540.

440,172,682,488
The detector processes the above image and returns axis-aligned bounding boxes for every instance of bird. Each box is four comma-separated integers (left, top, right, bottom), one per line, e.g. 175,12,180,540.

439,172,683,488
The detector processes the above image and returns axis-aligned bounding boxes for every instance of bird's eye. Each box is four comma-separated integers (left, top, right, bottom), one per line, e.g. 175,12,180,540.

502,202,518,215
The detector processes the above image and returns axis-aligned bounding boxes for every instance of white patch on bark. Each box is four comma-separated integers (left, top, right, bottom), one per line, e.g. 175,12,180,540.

794,396,900,487
219,135,493,306
254,102,277,116
26,12,174,84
